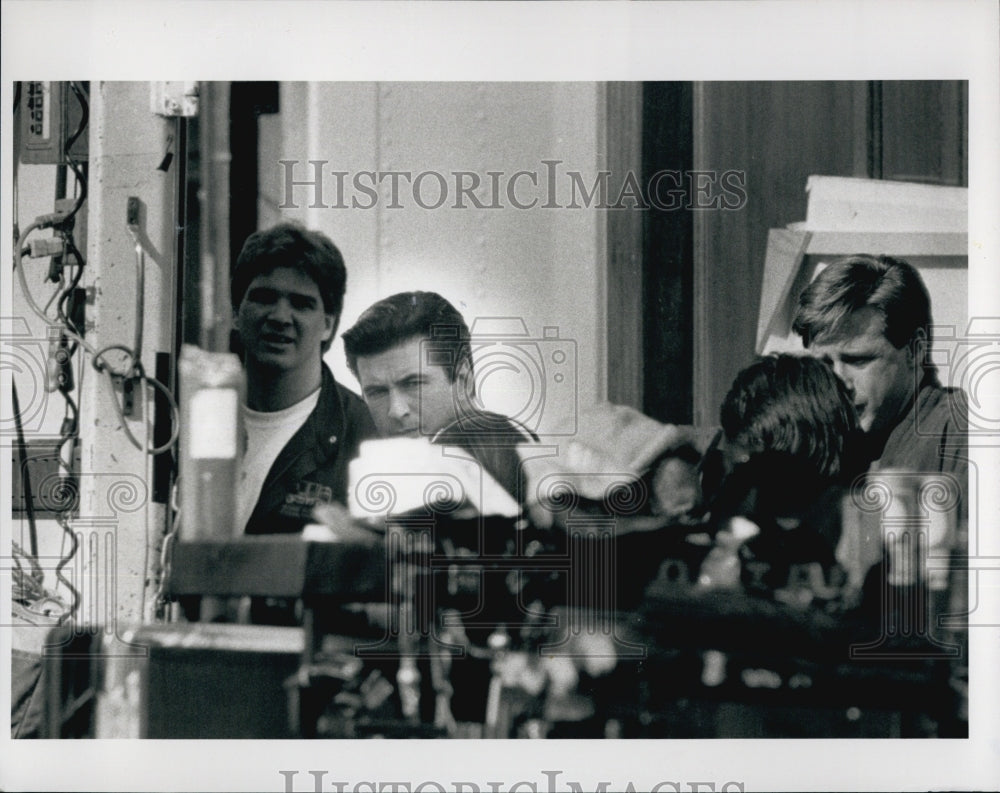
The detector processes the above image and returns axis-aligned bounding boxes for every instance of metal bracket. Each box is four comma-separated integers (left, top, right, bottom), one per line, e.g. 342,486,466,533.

150,82,199,117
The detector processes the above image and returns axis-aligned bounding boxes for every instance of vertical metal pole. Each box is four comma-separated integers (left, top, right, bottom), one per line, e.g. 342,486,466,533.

197,82,233,352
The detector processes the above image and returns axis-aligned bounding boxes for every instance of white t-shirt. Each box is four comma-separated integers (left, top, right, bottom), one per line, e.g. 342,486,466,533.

236,389,321,533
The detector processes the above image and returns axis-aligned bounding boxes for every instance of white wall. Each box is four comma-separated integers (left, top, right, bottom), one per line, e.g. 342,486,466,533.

259,82,608,436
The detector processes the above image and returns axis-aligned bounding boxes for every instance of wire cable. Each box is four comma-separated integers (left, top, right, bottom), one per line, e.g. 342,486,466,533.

90,353,180,456
42,271,65,315
13,82,21,245
62,82,89,227
14,222,57,326
56,235,86,339
153,485,181,622
12,81,180,627
12,543,46,605
53,513,81,620
15,225,180,457
10,83,86,621
11,381,40,560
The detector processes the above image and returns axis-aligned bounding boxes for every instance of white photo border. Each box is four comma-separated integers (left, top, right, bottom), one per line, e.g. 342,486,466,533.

2,2,998,792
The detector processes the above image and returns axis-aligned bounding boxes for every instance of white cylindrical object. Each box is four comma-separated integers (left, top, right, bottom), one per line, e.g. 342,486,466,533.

178,345,244,540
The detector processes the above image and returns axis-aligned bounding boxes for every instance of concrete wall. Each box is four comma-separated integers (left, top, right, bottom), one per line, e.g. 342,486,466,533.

80,81,177,626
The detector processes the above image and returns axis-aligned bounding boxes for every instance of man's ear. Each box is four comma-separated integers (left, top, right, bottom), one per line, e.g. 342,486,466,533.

453,358,477,406
909,326,928,364
323,313,338,344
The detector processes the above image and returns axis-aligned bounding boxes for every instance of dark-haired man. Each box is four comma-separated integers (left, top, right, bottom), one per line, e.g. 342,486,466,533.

793,254,967,476
343,292,541,728
342,290,537,502
232,222,376,535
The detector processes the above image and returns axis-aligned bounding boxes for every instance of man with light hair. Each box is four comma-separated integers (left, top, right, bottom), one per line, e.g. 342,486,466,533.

793,253,966,476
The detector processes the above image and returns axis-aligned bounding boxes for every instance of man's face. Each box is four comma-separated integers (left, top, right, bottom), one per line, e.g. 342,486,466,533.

234,266,334,373
355,336,464,438
808,306,918,435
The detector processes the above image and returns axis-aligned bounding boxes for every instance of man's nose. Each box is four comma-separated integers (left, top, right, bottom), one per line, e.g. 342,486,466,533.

387,389,412,420
831,360,853,389
267,297,293,324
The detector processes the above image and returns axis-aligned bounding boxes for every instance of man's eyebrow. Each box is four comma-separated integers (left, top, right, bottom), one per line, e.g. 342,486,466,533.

288,291,319,302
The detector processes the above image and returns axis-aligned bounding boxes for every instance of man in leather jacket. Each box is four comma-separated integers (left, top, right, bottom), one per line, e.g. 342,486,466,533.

231,222,376,536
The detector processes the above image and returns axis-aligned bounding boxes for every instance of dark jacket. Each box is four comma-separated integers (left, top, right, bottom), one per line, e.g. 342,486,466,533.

244,365,377,534
432,410,538,503
875,381,967,477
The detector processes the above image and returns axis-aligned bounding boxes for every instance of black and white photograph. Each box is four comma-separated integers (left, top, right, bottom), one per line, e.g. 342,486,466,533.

2,2,999,792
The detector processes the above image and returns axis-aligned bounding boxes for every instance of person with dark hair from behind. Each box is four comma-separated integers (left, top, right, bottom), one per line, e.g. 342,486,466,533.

231,222,377,537
342,290,538,502
707,354,867,600
719,353,864,506
792,254,967,476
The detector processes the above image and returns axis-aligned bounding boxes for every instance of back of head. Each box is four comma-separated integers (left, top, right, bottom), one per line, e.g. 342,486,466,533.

720,354,862,489
792,254,936,381
231,222,347,328
342,291,473,382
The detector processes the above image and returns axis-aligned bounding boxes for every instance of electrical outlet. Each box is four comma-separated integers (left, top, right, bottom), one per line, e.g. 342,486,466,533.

45,330,74,393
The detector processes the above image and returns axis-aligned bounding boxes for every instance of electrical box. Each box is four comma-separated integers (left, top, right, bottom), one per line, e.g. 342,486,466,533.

11,440,80,518
19,81,89,165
